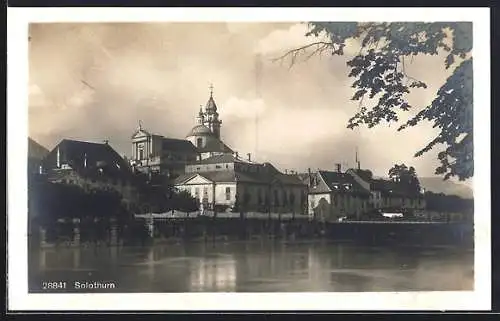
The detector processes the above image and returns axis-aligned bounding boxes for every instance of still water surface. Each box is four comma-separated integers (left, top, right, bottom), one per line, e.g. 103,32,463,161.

29,240,473,292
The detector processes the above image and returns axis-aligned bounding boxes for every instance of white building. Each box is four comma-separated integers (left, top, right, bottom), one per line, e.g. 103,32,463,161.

174,154,308,214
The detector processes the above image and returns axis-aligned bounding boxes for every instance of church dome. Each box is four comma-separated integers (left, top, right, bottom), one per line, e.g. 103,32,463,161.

186,124,212,137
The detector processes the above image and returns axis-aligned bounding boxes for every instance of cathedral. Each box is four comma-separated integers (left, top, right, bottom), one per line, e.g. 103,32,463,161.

130,87,234,178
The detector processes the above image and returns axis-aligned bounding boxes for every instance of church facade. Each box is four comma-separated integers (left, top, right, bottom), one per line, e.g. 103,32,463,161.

130,89,233,178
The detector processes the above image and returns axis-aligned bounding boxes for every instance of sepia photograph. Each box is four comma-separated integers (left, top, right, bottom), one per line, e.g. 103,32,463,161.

7,7,491,311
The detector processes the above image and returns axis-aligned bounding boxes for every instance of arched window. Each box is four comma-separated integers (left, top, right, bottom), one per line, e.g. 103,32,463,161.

196,137,203,148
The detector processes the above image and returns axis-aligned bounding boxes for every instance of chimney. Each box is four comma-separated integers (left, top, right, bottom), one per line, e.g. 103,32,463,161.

235,152,239,159
335,163,341,173
247,153,251,161
56,146,61,168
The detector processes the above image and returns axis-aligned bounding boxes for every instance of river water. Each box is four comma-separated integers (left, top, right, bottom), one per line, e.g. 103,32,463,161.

29,240,474,292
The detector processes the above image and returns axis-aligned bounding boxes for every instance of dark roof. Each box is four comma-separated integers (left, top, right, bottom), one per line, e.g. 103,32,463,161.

196,137,233,154
273,172,306,186
161,138,197,153
349,168,374,182
190,153,259,165
191,153,236,164
370,179,421,197
28,137,49,160
316,170,371,196
43,139,133,179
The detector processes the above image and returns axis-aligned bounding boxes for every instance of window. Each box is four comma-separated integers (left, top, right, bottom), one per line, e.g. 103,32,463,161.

138,148,144,160
197,138,203,148
216,165,222,169
195,187,200,198
225,164,229,169
225,187,231,200
203,187,208,196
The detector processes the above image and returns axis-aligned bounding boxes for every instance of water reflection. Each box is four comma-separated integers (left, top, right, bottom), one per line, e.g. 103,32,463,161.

29,241,474,292
189,256,237,291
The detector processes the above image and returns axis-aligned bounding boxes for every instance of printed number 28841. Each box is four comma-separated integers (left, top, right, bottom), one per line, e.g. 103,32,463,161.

42,281,67,290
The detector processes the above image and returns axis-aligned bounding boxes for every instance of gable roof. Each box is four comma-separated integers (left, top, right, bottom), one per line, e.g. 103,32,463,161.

314,170,371,196
28,137,49,160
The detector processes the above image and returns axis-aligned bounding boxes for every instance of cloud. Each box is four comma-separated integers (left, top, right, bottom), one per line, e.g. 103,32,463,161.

254,23,312,55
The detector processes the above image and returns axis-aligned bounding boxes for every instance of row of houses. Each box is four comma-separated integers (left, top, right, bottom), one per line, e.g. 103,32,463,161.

28,89,426,222
28,135,425,222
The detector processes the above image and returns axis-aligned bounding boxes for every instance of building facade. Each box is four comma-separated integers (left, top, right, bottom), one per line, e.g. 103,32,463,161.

174,154,308,215
300,167,371,221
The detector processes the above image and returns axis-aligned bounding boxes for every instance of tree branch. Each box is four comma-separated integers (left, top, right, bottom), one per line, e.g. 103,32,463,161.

272,41,335,68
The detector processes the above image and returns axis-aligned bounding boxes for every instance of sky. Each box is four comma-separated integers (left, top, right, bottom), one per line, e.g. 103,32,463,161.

28,22,469,183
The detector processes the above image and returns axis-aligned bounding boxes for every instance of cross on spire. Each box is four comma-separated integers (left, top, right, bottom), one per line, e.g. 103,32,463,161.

209,83,214,97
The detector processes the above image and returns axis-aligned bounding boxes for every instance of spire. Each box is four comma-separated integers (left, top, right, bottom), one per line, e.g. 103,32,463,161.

138,120,143,130
205,83,218,113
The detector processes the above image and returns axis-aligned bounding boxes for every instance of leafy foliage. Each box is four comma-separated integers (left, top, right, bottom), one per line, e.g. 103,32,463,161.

281,22,473,181
388,163,421,193
172,190,199,213
29,179,130,226
138,173,199,213
424,191,473,214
